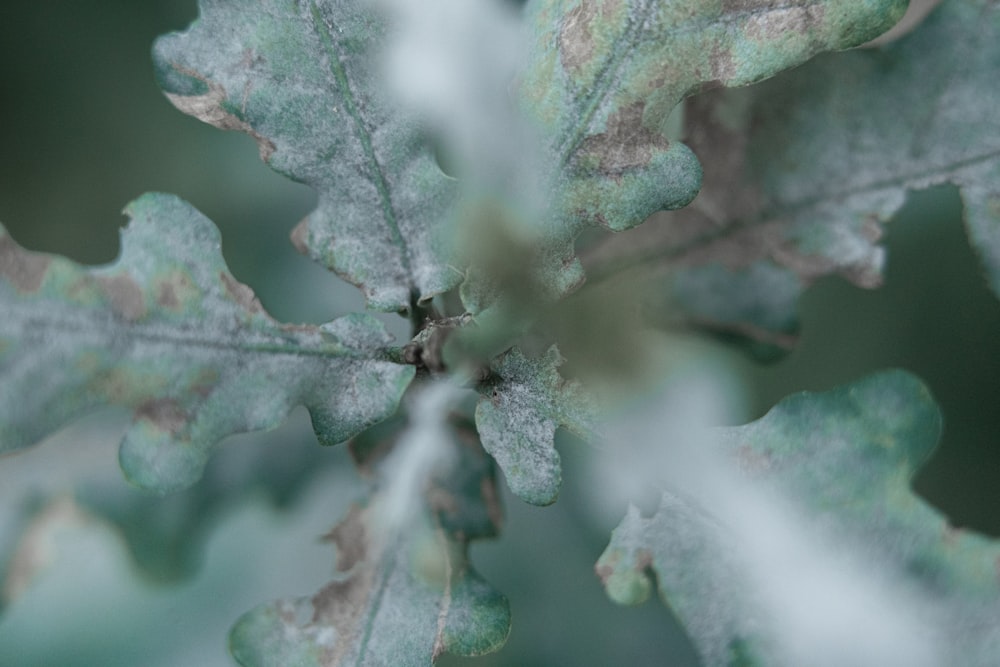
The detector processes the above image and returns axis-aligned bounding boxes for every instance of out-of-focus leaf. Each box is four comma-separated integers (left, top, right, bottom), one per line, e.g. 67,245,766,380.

597,371,1000,665
0,411,342,598
153,0,460,312
76,411,342,581
586,0,1000,350
504,0,907,306
476,346,595,505
229,413,510,666
0,193,414,493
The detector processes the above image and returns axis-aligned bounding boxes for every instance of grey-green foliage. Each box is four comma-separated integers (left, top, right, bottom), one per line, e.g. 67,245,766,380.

230,410,510,666
154,0,461,313
587,0,1000,350
742,0,1000,302
3,0,998,665
475,346,595,505
597,371,1000,666
519,0,909,236
0,193,413,493
461,0,909,313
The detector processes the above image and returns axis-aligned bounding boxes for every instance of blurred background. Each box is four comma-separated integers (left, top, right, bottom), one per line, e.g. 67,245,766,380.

1,1,998,665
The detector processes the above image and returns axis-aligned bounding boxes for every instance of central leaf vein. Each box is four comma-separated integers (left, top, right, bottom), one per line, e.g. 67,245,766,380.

309,1,413,281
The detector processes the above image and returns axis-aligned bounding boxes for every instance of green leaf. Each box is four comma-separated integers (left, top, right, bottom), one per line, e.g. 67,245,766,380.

511,0,907,299
229,411,510,666
588,0,1000,349
0,193,414,493
76,414,343,581
153,0,460,312
0,412,359,612
596,371,1000,665
475,346,595,506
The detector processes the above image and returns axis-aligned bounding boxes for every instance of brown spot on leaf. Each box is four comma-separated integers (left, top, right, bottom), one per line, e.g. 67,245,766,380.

0,234,51,292
860,216,884,243
220,271,263,314
709,44,737,84
191,368,219,398
480,475,504,532
99,274,146,321
311,505,380,664
595,562,614,584
559,2,597,73
578,89,760,273
734,443,773,475
136,398,188,434
3,497,90,605
576,102,670,175
942,524,965,546
687,315,799,350
156,281,179,309
153,272,196,311
290,218,311,255
325,504,368,573
309,569,376,664
427,489,462,532
164,66,276,162
722,0,793,12
634,548,653,572
743,4,824,41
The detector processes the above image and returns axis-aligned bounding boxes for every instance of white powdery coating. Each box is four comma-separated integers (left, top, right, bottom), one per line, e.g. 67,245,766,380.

375,381,460,538
376,0,546,209
601,367,941,666
687,462,941,667
595,363,741,520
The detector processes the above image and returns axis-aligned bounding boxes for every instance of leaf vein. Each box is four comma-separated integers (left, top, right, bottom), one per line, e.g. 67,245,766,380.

309,1,414,285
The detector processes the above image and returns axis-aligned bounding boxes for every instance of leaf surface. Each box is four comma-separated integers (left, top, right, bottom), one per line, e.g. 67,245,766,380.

597,371,1000,665
510,0,908,302
475,346,595,505
0,411,361,613
0,193,413,492
153,0,459,312
229,414,510,666
586,0,1000,348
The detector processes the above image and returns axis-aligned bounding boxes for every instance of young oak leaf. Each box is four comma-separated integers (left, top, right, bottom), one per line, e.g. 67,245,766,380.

587,0,1000,351
0,411,349,605
0,193,414,493
475,346,596,506
596,371,1000,665
153,0,460,313
504,0,908,305
229,409,510,666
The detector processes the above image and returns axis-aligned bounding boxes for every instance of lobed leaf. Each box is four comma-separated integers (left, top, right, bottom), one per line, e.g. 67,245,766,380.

0,193,414,493
587,0,1000,349
229,415,510,666
153,0,460,312
0,413,356,612
507,0,907,305
475,346,595,506
597,371,1000,665
76,416,343,581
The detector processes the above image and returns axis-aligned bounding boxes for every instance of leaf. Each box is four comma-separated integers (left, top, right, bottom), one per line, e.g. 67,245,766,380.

0,193,414,493
229,411,510,666
153,0,460,312
0,411,344,598
76,412,344,581
596,371,1000,665
587,0,1000,349
509,0,908,301
475,346,595,506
